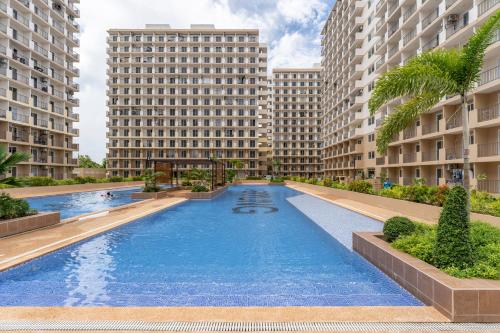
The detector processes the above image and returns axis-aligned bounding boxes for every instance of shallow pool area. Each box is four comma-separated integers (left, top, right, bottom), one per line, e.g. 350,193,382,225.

26,187,144,219
0,185,422,306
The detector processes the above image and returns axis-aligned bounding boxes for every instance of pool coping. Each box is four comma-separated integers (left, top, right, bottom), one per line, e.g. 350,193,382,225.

0,184,449,323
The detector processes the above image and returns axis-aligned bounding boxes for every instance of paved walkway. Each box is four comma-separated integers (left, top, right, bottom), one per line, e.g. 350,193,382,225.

0,197,186,271
286,182,425,224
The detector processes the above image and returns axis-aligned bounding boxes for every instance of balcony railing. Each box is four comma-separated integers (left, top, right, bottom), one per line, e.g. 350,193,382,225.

478,0,499,16
446,146,463,160
478,104,500,122
446,113,462,129
422,150,438,162
478,142,500,157
479,66,500,86
403,126,416,139
446,19,468,39
403,153,416,163
477,180,500,193
388,155,399,164
376,157,385,165
422,35,439,52
422,123,438,135
403,28,417,46
403,4,416,22
422,8,439,29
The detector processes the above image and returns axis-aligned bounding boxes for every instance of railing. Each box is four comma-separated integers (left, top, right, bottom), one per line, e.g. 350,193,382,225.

0,108,6,118
388,155,399,164
447,19,468,39
446,0,458,9
479,66,500,86
477,104,499,122
422,123,438,135
478,0,499,16
446,113,462,129
422,35,439,52
12,112,29,123
478,142,500,157
388,44,398,58
388,23,399,37
403,4,416,22
421,150,438,162
422,8,439,29
403,153,416,163
477,180,500,193
403,126,416,139
376,157,385,165
446,146,463,160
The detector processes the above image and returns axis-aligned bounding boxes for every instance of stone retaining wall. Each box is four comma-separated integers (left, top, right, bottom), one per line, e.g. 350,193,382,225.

0,212,60,238
353,232,500,322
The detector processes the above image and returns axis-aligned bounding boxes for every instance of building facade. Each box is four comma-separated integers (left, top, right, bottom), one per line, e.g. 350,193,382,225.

322,0,500,192
106,24,268,177
0,0,80,179
272,67,323,178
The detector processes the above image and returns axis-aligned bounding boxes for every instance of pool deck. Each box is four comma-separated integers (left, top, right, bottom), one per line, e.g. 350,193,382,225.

0,184,450,324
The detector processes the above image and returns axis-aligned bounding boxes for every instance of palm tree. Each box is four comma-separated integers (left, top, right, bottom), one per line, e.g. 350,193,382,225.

272,159,281,177
369,11,500,213
0,147,30,183
229,159,244,180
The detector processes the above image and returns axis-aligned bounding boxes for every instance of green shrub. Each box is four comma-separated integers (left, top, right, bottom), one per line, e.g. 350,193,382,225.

131,176,143,181
182,180,192,186
0,193,37,220
383,216,416,242
108,176,124,182
392,223,436,264
393,221,500,279
270,177,284,183
331,181,348,190
73,176,97,184
434,186,473,269
55,179,77,185
191,184,209,192
246,176,262,180
20,176,57,187
323,178,333,187
0,184,15,189
348,180,373,194
308,178,318,185
225,169,236,183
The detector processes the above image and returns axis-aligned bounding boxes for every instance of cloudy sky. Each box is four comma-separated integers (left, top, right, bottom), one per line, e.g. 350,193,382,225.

77,0,335,161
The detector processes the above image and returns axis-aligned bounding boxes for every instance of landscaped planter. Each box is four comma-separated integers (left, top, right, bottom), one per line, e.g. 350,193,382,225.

0,212,60,238
130,186,182,200
184,186,228,199
353,232,500,322
268,182,285,186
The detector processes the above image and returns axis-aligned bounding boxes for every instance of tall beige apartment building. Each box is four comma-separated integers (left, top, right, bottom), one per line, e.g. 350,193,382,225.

272,67,323,177
322,0,500,192
106,24,268,178
0,0,80,179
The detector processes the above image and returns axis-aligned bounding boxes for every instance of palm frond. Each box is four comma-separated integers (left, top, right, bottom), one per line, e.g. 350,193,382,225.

460,9,500,91
368,61,458,115
409,48,463,81
376,92,442,153
0,151,31,174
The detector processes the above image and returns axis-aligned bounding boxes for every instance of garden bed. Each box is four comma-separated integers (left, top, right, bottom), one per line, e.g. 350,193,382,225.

0,212,60,238
184,186,228,199
353,232,500,322
131,186,182,199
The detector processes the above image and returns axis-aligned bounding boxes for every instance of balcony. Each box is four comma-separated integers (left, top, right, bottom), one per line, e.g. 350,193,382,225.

477,179,500,193
403,126,416,139
388,155,399,164
422,7,439,29
421,150,438,162
422,123,438,135
479,66,500,86
403,153,416,163
477,142,500,157
478,0,499,16
376,157,385,165
446,113,462,129
477,104,499,122
446,146,463,160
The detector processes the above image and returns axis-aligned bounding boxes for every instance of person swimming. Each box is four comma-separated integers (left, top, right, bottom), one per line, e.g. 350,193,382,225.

101,191,114,198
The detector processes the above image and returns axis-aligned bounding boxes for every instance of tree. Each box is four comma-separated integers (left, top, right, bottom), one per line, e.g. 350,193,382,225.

272,159,281,177
229,159,244,180
369,11,500,214
433,185,473,269
142,168,164,192
78,155,104,168
0,147,30,183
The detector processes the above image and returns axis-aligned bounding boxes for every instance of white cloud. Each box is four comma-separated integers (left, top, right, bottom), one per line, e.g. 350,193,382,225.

76,0,332,161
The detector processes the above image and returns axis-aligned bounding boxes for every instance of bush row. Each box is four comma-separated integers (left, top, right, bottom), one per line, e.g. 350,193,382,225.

2,176,144,188
289,177,500,217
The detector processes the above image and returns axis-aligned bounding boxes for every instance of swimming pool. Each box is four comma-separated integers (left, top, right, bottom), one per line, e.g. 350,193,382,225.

0,185,421,306
26,187,144,220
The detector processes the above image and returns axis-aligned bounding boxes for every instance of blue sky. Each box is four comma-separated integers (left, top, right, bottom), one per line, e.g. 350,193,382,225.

77,0,336,161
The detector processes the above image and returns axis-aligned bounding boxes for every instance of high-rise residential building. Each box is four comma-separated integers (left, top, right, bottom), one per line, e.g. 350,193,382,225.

322,0,500,193
105,24,268,178
0,0,80,179
272,67,323,178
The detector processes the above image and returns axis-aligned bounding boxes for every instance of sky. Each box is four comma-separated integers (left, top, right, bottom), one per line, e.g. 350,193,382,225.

77,0,336,161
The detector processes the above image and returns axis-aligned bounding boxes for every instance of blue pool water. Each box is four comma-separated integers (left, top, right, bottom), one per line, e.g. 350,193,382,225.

26,187,144,220
0,186,422,306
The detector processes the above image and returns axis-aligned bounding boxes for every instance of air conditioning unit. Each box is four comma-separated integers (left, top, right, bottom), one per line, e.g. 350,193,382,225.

447,14,459,24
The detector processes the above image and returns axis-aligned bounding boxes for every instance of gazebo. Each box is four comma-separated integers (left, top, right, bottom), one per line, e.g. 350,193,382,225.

151,158,225,191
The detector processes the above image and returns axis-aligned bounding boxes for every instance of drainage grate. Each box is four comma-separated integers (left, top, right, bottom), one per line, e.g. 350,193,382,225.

0,321,500,332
